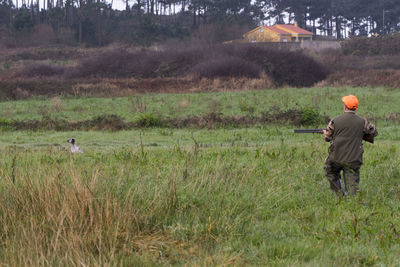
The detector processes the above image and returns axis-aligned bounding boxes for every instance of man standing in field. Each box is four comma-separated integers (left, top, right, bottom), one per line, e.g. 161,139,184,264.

323,95,378,196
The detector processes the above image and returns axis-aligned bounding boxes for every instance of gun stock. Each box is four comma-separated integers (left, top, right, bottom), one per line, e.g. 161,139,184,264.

363,134,374,144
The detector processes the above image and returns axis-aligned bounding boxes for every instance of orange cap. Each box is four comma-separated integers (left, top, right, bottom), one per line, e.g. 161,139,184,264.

342,95,359,110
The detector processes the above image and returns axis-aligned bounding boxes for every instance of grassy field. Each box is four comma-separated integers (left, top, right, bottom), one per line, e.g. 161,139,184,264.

0,87,398,124
0,87,399,265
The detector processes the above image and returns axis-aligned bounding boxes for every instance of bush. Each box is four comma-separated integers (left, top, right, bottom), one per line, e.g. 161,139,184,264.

342,33,400,56
225,44,329,87
239,100,256,114
65,49,162,79
0,80,74,100
134,113,163,127
318,52,400,72
65,44,328,87
6,47,80,61
300,107,324,125
190,56,262,78
0,118,15,131
87,114,128,131
10,44,329,87
320,69,400,88
17,63,64,77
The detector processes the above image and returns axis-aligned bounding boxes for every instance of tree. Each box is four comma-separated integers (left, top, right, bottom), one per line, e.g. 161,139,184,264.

1,0,400,46
0,0,13,27
13,7,35,31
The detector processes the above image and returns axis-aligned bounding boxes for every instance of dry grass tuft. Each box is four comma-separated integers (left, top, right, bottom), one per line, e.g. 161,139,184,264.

208,98,222,114
72,82,121,97
50,97,64,113
386,112,400,123
14,87,31,99
0,163,195,265
178,98,191,109
129,95,147,113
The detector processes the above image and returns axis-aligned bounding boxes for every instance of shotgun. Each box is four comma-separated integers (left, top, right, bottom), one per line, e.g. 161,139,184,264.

294,129,374,143
294,129,324,134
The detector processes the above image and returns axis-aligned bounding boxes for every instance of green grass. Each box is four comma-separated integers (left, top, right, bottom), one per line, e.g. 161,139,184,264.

0,86,399,265
0,126,399,265
0,126,399,149
0,87,398,126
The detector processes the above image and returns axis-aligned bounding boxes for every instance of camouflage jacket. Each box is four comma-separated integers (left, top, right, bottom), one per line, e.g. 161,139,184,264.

322,111,378,167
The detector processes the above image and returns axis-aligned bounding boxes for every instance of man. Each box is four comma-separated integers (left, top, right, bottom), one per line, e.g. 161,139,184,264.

323,95,378,196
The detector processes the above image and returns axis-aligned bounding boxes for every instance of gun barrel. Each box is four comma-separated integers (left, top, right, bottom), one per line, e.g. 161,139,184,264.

294,129,324,134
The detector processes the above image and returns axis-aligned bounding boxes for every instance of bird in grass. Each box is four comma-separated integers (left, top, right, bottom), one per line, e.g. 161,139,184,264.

67,138,83,153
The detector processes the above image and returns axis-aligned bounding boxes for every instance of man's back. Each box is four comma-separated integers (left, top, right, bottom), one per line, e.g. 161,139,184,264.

328,112,365,167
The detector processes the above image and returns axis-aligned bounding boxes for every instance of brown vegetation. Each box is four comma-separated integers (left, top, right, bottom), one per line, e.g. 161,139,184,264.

3,47,86,61
319,70,400,88
4,44,328,88
312,36,400,88
2,37,400,95
316,50,400,72
0,77,273,100
342,33,400,56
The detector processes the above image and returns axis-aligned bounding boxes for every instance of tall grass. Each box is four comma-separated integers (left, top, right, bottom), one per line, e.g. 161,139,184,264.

0,137,399,265
0,150,194,265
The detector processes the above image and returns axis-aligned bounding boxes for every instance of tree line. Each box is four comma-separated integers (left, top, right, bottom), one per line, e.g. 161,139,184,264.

0,0,399,47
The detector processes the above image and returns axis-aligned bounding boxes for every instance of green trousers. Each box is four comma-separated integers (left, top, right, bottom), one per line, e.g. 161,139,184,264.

324,160,360,196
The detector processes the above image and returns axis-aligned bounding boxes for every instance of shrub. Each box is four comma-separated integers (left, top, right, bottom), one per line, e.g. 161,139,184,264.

190,56,262,79
342,33,400,56
259,105,324,126
0,80,74,100
0,118,15,131
155,46,205,77
4,44,329,88
86,114,128,131
300,107,324,125
65,49,161,79
320,69,400,88
66,44,328,87
239,100,256,114
224,44,329,87
17,63,64,77
318,52,400,72
6,47,80,61
134,113,163,127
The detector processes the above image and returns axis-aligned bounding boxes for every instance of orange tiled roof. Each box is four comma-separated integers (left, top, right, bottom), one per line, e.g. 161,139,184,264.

275,24,313,35
264,26,291,35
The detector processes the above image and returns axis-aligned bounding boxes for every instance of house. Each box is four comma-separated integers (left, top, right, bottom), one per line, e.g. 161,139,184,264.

242,23,313,43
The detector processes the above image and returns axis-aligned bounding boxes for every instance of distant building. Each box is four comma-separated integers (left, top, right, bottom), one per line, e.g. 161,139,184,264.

242,23,313,43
